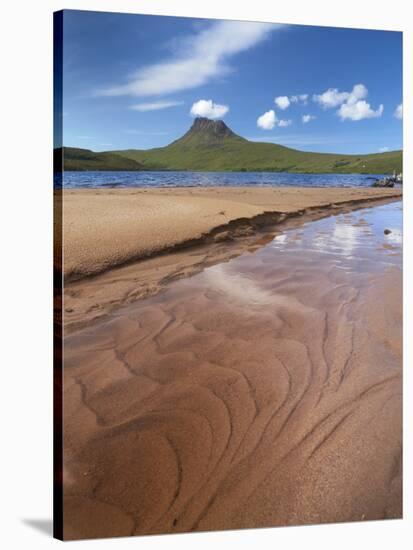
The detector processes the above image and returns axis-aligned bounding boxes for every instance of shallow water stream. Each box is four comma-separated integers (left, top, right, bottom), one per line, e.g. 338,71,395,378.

63,202,402,539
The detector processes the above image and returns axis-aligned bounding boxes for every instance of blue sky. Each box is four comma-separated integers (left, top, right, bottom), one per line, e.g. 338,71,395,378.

61,10,402,154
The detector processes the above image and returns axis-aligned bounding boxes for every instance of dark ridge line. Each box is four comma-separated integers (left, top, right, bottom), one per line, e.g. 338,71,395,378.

65,193,402,284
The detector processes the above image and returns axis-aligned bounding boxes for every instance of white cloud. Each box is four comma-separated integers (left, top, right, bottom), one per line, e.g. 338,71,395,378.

290,94,308,105
346,84,368,105
274,96,290,110
394,103,403,120
257,110,277,130
130,100,183,111
379,147,389,153
313,88,351,109
338,100,383,121
302,114,316,124
275,94,308,108
99,20,278,97
313,84,368,109
278,119,292,127
314,84,383,122
257,110,292,129
190,99,229,119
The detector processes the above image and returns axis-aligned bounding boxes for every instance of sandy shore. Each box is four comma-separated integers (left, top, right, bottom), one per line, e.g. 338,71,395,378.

62,202,402,539
62,187,401,281
61,187,401,332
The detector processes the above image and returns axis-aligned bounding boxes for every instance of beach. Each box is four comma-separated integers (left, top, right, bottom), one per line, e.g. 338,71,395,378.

61,187,401,332
61,188,402,539
50,9,405,542
62,187,401,281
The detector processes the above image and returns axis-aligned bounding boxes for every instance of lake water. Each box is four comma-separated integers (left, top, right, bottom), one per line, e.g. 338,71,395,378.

58,170,388,189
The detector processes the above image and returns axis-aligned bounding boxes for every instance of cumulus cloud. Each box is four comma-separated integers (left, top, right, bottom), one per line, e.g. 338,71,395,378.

257,110,277,130
345,84,369,105
302,114,316,124
394,103,403,120
379,147,389,153
290,94,308,105
99,20,278,97
257,110,291,129
274,94,308,109
313,87,354,108
275,96,290,110
190,99,229,119
278,119,292,127
338,100,383,121
314,84,368,109
314,84,383,121
130,100,183,111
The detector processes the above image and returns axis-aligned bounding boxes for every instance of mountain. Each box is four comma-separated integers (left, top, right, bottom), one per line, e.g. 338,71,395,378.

170,116,244,146
56,147,143,171
62,118,403,174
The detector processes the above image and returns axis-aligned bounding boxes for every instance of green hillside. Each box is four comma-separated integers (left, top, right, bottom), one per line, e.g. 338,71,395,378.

57,147,143,171
62,118,403,174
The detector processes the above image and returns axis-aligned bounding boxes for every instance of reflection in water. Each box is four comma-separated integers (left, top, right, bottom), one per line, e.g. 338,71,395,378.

331,223,360,256
385,231,402,245
204,264,275,307
272,233,287,244
204,263,315,315
63,201,402,539
269,201,402,271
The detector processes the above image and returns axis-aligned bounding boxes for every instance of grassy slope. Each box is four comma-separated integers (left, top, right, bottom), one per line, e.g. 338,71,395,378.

114,136,402,174
60,147,143,171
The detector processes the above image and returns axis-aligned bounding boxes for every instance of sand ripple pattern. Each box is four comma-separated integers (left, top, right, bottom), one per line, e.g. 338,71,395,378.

62,241,402,539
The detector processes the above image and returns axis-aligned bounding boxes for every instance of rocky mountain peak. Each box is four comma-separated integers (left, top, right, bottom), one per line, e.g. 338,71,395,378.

188,117,236,138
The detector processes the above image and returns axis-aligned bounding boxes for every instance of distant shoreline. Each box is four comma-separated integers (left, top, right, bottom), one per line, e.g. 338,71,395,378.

57,171,399,194
57,167,400,174
56,118,402,174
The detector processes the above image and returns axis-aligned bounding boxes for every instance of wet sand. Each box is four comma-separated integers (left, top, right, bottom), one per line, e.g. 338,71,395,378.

62,201,402,540
62,187,401,281
62,187,401,332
